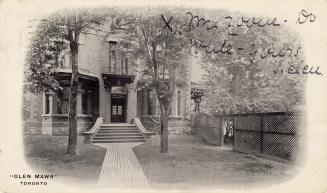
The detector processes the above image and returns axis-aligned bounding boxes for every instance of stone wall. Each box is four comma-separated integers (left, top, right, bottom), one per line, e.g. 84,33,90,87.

142,116,191,134
191,113,223,146
24,121,42,135
169,127,191,135
41,115,94,136
23,93,43,135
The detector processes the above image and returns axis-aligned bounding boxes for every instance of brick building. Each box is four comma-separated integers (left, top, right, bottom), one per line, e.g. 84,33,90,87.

23,27,192,135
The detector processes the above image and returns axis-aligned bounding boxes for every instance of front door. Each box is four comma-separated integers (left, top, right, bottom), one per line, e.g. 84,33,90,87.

111,95,126,123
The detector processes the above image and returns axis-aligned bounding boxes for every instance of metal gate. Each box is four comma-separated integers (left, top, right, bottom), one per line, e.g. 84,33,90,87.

223,117,234,147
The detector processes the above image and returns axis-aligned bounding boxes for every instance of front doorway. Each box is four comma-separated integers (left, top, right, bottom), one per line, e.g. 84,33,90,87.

111,95,126,123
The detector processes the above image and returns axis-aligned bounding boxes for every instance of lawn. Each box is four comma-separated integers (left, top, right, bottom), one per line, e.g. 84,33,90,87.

24,135,106,187
133,134,297,190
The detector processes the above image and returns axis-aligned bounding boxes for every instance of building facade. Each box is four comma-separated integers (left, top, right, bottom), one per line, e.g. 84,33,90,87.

24,27,192,135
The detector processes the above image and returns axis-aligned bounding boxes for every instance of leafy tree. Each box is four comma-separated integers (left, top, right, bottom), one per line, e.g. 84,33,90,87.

117,8,190,153
25,8,108,155
189,11,306,114
25,21,62,95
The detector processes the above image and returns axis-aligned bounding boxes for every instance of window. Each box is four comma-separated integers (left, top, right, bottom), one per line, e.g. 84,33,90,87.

177,90,182,116
57,87,69,114
121,56,125,74
121,55,128,74
112,106,117,115
125,58,128,74
117,106,122,115
109,41,117,73
110,50,116,73
51,41,65,66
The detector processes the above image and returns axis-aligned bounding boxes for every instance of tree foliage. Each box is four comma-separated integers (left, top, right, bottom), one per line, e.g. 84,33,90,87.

116,8,190,152
191,11,306,114
25,8,109,155
25,20,63,95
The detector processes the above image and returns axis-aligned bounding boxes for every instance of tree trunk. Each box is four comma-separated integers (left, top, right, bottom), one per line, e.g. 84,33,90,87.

160,109,169,153
67,46,79,155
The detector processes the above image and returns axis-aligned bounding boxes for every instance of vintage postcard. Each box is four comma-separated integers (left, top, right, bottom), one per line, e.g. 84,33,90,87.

0,0,326,192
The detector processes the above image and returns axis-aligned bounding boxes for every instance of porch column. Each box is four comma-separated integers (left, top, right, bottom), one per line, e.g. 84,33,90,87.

127,88,137,123
42,93,53,135
77,85,83,114
87,91,93,115
106,89,111,122
143,90,148,115
42,93,46,114
171,89,177,116
43,93,54,114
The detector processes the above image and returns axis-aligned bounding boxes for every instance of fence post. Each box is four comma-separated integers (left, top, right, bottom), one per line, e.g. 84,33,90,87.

260,115,263,154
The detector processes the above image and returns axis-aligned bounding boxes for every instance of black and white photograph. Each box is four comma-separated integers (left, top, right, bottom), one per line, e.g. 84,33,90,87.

0,0,326,192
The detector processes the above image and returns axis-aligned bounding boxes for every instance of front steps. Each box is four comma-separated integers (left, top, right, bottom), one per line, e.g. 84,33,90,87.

91,123,146,143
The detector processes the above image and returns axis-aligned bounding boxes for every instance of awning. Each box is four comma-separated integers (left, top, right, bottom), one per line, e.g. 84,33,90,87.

54,71,99,82
102,73,135,87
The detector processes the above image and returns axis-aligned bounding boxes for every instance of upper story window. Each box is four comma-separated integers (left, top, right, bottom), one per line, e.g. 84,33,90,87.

110,50,117,72
51,40,65,67
121,54,128,74
125,58,128,74
109,41,118,74
109,41,129,75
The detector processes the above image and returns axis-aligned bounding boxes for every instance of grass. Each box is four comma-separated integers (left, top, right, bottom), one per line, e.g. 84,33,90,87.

24,135,106,187
133,134,296,190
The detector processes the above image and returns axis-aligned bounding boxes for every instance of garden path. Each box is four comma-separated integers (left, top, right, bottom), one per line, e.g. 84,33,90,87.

96,143,149,189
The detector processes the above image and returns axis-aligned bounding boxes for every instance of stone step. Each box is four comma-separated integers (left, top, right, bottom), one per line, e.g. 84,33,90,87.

91,139,146,143
91,123,146,144
99,127,137,131
101,123,134,127
93,136,145,140
99,127,137,130
97,130,139,133
95,133,143,136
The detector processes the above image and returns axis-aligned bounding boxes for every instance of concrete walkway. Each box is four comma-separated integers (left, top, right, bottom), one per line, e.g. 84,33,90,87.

96,143,149,189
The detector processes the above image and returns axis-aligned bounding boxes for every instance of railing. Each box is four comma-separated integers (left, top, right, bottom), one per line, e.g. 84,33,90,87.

133,118,155,139
82,117,103,144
